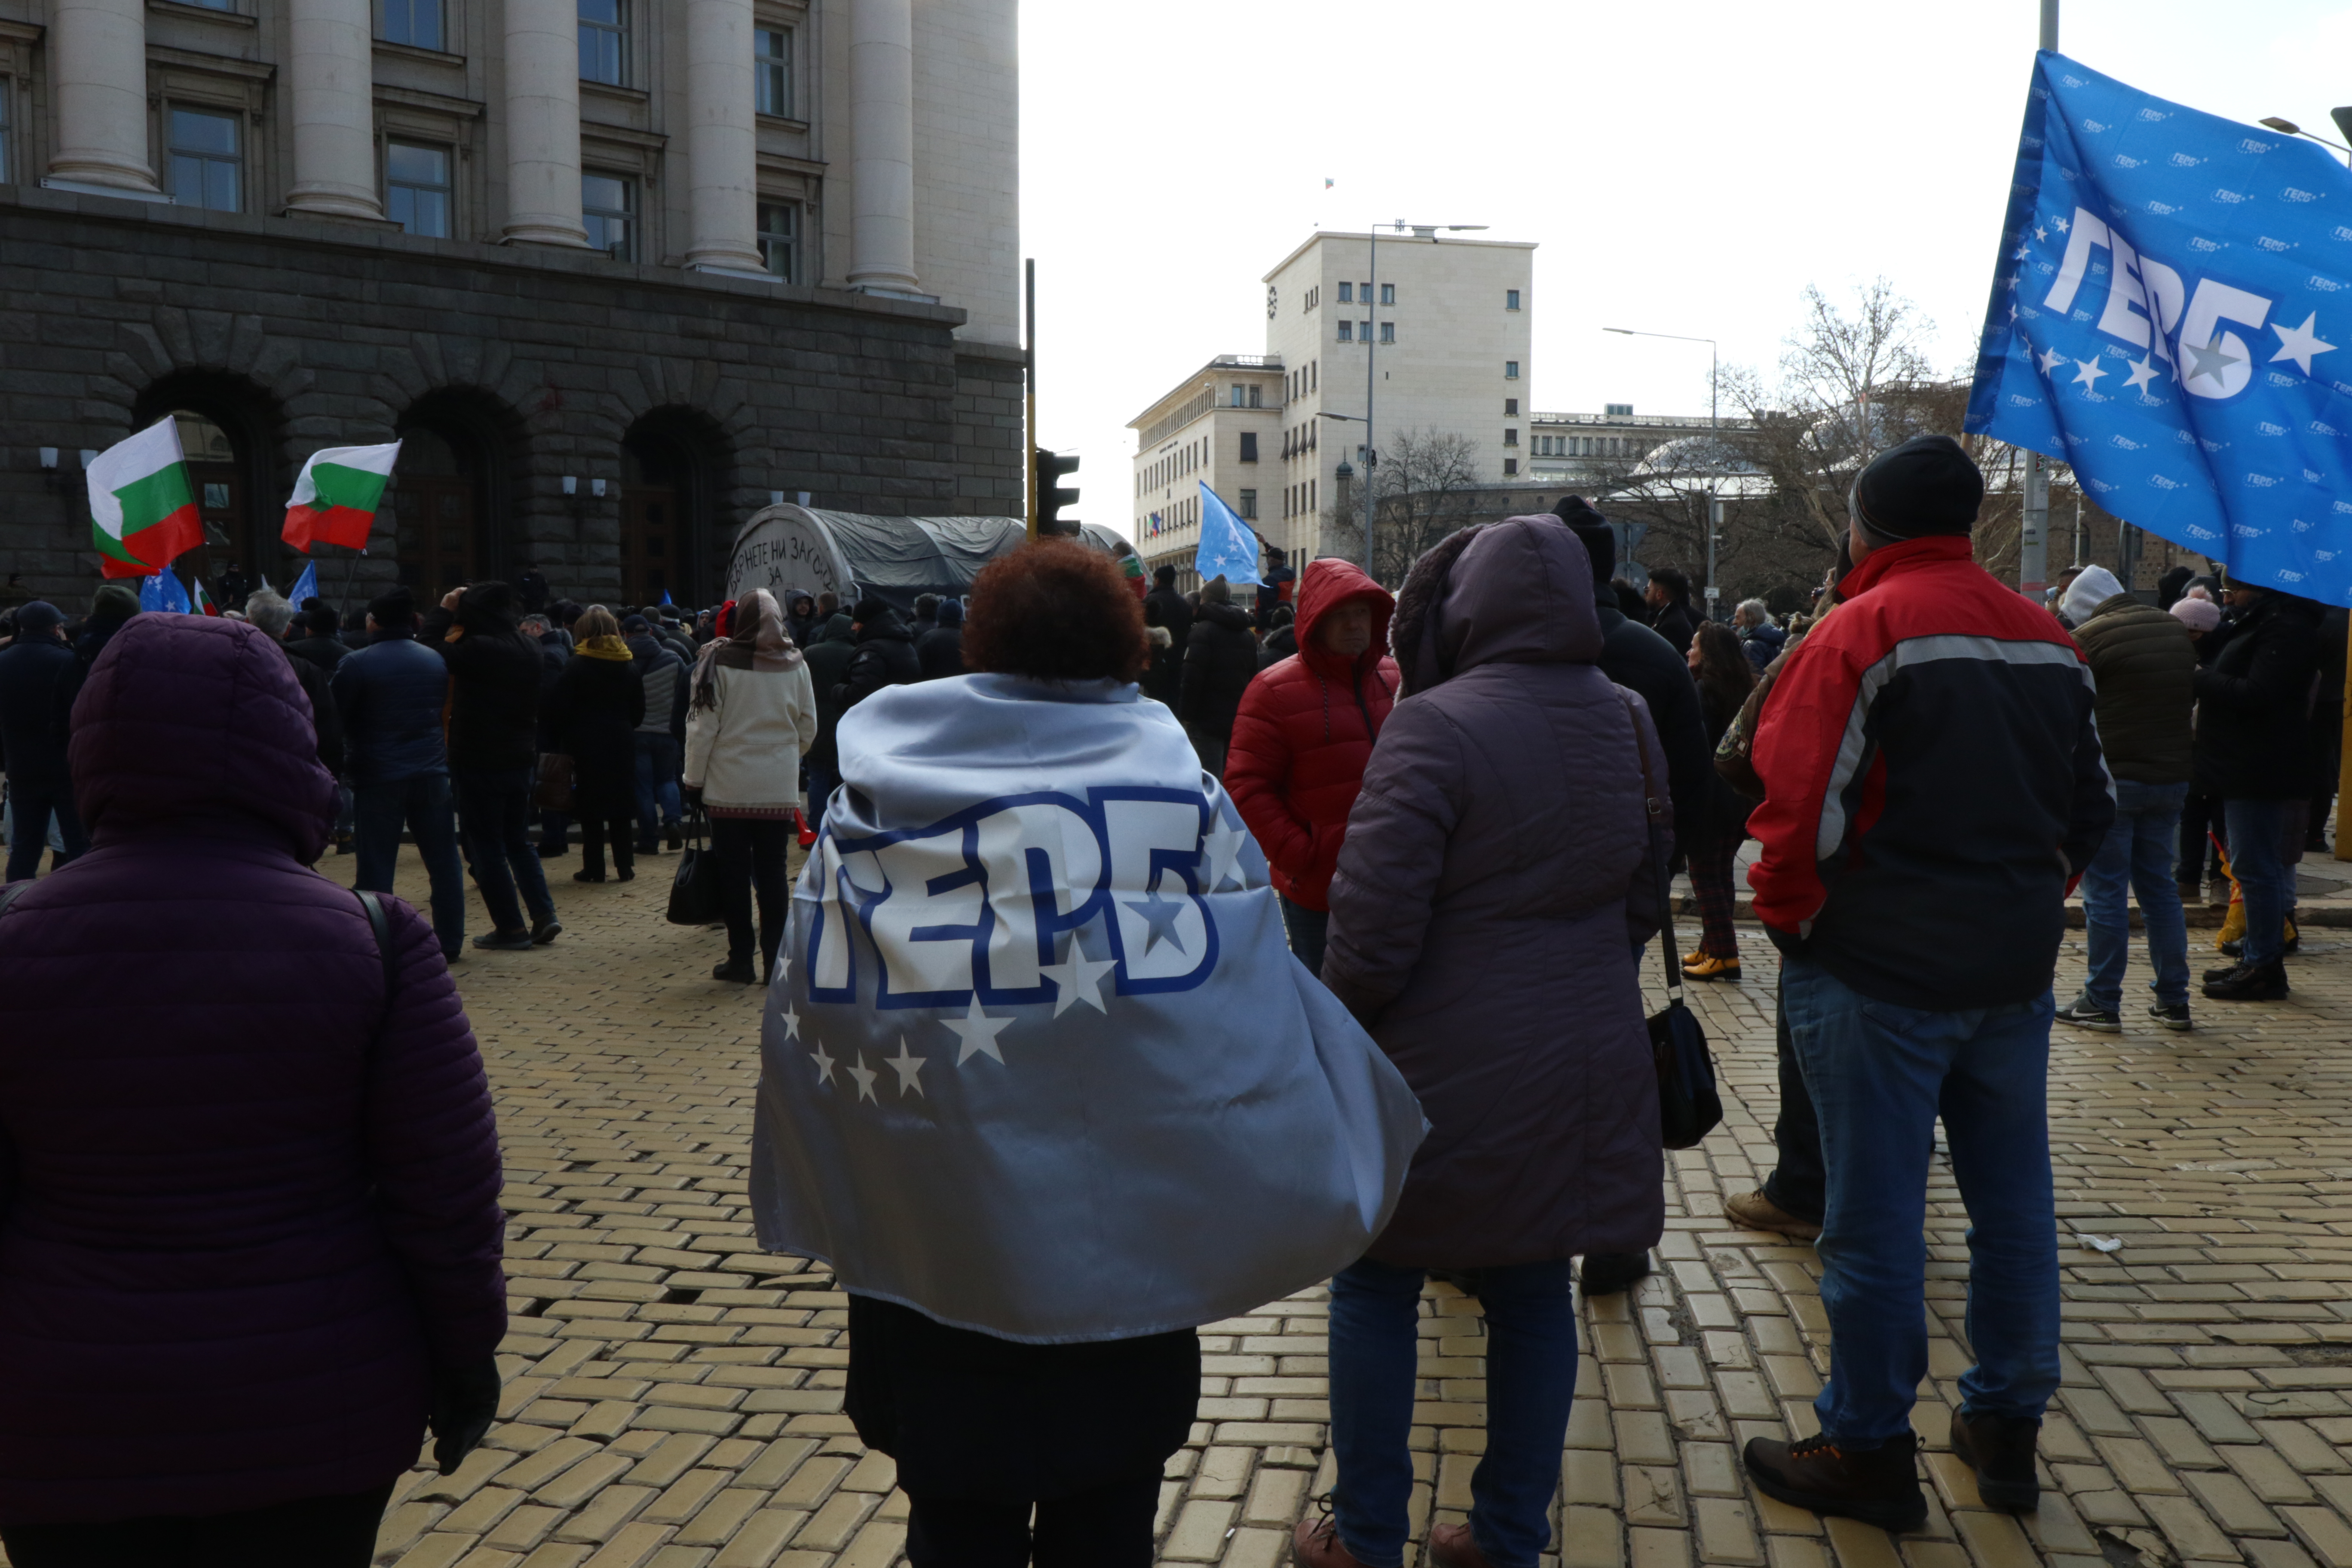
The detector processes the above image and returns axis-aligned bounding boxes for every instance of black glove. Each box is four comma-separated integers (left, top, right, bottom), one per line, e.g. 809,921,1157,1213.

429,1355,503,1475
681,783,704,810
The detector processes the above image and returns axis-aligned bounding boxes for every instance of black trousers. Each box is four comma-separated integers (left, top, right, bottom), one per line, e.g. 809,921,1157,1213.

0,1482,393,1568
906,1475,1160,1568
579,811,635,878
712,815,790,969
1759,971,1825,1225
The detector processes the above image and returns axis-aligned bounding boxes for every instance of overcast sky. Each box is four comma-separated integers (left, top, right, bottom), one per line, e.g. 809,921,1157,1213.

1015,0,2352,541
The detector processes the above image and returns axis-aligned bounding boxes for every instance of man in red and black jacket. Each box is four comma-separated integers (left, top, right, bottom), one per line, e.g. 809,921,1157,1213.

1740,436,2113,1533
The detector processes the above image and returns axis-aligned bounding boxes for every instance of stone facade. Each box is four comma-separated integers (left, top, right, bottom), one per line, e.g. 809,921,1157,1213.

0,184,1024,606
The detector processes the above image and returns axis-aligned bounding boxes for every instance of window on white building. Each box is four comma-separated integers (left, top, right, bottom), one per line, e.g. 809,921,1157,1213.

578,0,626,85
755,28,792,116
1240,433,1258,462
1379,322,1394,344
1506,288,1521,310
1504,428,1518,447
167,108,241,212
1503,458,1518,476
1239,490,1257,520
1248,384,1262,408
1504,361,1520,380
1337,282,1353,303
1380,283,1394,305
385,141,452,236
1504,399,1518,416
758,202,799,280
582,172,633,259
1337,321,1352,342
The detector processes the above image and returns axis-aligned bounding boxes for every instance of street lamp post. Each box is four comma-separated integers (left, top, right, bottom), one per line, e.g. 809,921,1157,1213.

1605,325,1719,615
1358,220,1486,577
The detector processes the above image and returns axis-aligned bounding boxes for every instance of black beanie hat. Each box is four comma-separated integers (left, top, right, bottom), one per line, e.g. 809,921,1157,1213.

852,597,891,622
368,585,416,626
1550,497,1617,586
1850,435,1984,541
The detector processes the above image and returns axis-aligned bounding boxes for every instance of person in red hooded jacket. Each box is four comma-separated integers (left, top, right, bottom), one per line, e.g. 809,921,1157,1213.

1225,557,1399,974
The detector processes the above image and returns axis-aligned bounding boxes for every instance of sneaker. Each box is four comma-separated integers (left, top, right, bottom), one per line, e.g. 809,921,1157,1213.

1428,1522,1495,1568
1578,1251,1653,1297
472,928,536,952
1683,954,1742,982
1949,1412,2041,1513
2204,959,2288,1002
2147,1001,2192,1031
1743,1431,1927,1532
1291,1512,1369,1568
2053,998,2120,1032
531,917,564,946
1725,1188,1823,1241
713,958,758,985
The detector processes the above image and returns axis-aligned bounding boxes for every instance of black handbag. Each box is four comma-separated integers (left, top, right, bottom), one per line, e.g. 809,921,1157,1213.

1623,695,1726,1150
667,810,724,926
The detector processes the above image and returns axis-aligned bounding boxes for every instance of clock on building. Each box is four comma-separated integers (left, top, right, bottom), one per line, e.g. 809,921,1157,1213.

1266,284,1278,320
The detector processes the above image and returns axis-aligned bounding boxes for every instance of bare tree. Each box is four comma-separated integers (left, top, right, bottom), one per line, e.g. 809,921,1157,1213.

1326,429,1485,588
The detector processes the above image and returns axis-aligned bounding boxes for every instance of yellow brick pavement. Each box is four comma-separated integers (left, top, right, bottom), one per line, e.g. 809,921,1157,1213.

25,844,2350,1568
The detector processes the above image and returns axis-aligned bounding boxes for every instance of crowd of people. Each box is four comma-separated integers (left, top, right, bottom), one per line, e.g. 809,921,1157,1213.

0,429,2340,1567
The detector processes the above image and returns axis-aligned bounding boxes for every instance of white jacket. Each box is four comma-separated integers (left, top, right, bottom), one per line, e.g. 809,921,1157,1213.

683,661,818,812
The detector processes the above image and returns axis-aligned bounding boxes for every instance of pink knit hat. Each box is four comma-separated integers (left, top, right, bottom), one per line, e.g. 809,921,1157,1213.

2171,597,2221,633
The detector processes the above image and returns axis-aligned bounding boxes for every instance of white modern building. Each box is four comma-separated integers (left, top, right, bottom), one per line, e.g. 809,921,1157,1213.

1128,355,1283,587
1260,229,1534,567
1528,408,1747,482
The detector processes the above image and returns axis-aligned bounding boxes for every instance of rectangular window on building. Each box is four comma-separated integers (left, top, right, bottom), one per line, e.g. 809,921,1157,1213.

1337,321,1352,342
1504,398,1518,416
755,28,792,116
1380,282,1394,306
1311,360,1317,391
582,172,633,259
1358,282,1370,300
1240,432,1258,462
1336,281,1352,303
167,107,241,212
579,0,626,85
1248,385,1262,407
1504,428,1518,446
1504,361,1520,380
384,141,452,237
1379,322,1394,344
1240,490,1257,520
1506,288,1521,310
377,0,443,48
757,201,799,280
1606,402,1634,416
1503,458,1518,476
1231,385,1245,407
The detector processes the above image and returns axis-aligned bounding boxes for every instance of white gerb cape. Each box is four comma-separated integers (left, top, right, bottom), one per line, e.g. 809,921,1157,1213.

750,674,1425,1343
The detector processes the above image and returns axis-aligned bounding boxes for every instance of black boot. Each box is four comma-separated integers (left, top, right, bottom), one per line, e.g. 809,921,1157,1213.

1578,1252,1654,1297
1744,1431,1926,1531
713,957,757,984
2203,958,2288,1001
1949,1412,2040,1512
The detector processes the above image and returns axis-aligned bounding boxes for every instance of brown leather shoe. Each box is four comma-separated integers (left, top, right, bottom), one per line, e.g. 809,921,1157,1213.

1949,1412,2041,1512
1429,1521,1495,1568
1743,1431,1926,1531
1292,1514,1370,1568
1724,1188,1822,1241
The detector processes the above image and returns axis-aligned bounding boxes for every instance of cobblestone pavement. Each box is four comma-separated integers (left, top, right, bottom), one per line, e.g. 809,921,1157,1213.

102,847,2352,1568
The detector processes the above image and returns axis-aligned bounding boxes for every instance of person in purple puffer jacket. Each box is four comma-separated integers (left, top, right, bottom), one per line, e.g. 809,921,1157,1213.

0,614,507,1567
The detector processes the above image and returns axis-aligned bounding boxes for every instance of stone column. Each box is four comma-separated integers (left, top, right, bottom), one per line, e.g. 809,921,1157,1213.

846,0,917,292
501,0,590,247
682,0,764,274
47,0,161,193
285,0,385,219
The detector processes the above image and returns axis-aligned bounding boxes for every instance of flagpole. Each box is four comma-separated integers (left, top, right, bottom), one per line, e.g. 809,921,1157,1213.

338,541,364,613
2019,0,2058,601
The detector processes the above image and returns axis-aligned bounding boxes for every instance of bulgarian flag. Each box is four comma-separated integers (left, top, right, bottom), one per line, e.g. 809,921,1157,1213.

284,441,400,553
88,417,202,580
190,576,220,616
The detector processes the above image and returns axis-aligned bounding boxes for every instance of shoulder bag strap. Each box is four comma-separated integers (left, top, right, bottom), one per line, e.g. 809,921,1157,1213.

1617,691,1685,1008
354,889,399,1029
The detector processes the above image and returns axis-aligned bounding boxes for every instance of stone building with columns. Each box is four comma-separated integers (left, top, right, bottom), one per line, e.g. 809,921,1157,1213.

0,0,1020,606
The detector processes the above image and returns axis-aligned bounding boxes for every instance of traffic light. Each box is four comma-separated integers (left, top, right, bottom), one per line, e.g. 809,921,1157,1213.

1034,447,1080,537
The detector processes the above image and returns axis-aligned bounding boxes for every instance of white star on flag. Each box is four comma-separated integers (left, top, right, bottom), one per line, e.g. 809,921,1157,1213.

2038,346,2066,374
2124,355,2163,393
2271,312,2337,377
848,1054,879,1103
2071,356,2108,391
943,997,1014,1065
2053,214,2070,232
2183,334,2242,387
1202,821,1247,891
1039,937,1115,1018
2035,225,2049,241
885,1037,928,1097
809,1043,836,1086
781,1000,802,1041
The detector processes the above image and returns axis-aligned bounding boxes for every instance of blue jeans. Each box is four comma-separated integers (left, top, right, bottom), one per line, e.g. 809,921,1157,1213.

1280,894,1328,976
633,734,682,849
803,760,842,818
454,767,556,934
2223,798,2295,966
1328,1258,1576,1568
2080,780,2190,1011
1781,955,2060,1447
352,774,466,959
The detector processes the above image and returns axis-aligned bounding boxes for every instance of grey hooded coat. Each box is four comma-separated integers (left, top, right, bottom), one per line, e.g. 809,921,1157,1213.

1321,515,1668,1269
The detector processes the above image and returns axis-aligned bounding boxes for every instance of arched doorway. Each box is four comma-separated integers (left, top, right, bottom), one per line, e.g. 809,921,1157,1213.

131,373,283,603
389,426,482,597
622,411,729,607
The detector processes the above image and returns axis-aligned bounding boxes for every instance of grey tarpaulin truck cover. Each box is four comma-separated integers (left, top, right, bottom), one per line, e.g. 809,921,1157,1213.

724,506,1136,612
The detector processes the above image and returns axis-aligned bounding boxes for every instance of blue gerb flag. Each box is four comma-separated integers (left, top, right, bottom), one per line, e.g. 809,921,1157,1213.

1193,482,1264,586
1968,52,2352,601
288,560,319,606
139,571,189,615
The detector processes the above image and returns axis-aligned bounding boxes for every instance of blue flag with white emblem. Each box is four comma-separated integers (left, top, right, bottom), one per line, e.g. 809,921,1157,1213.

1968,52,2352,600
139,571,189,615
750,674,1425,1342
1193,482,1264,586
288,560,318,607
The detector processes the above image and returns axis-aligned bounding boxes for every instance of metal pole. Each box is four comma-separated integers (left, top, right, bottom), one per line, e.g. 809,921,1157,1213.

1706,494,1722,620
1361,225,1378,575
1024,258,1038,542
2022,453,2049,598
2039,0,2058,51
